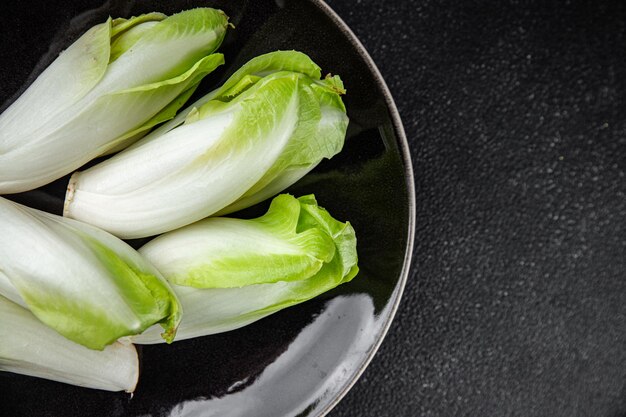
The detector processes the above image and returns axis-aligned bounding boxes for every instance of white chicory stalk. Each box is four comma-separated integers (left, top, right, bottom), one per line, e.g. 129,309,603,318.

64,51,349,239
131,194,358,344
0,197,181,350
0,8,229,194
0,295,139,392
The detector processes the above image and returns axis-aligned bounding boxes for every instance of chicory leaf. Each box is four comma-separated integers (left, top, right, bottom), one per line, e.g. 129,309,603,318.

0,197,181,350
0,8,229,193
63,51,348,239
132,194,358,343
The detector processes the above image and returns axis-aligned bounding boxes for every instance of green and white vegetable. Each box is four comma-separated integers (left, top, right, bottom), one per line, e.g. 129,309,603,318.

132,194,358,344
0,295,139,392
0,197,181,350
64,51,349,239
0,8,229,194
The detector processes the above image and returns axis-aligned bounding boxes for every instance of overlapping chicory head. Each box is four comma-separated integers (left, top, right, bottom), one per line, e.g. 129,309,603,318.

63,51,349,239
131,194,358,344
0,197,181,350
0,8,229,194
0,295,139,392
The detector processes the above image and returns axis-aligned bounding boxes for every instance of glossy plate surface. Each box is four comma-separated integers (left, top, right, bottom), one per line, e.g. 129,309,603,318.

0,0,415,416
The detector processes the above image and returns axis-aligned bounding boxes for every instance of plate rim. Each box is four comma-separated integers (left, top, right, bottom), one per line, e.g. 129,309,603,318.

307,1,417,416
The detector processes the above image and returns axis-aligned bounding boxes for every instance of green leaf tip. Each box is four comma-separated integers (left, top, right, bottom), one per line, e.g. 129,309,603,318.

323,74,347,95
56,233,182,349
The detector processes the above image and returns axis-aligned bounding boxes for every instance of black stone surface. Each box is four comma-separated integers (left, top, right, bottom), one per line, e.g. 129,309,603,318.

326,1,626,416
0,0,624,416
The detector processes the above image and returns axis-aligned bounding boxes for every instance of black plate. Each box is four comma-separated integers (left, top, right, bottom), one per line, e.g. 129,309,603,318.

0,0,415,416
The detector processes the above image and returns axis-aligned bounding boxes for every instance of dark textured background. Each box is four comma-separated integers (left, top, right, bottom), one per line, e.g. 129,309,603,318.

325,1,626,416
